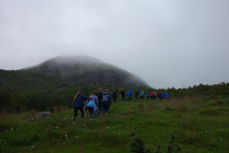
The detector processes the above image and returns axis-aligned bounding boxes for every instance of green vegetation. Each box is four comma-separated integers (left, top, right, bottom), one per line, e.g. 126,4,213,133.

1,63,229,152
1,65,229,113
1,96,228,153
1,68,229,113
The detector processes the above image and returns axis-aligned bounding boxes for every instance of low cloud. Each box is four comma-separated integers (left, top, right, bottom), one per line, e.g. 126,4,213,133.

0,0,229,88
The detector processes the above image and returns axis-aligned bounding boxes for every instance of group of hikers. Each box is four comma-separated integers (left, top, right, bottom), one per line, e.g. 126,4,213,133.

73,89,112,121
73,88,169,121
119,89,169,101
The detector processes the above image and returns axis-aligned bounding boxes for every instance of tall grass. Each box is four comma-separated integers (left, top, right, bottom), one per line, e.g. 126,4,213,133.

0,96,228,153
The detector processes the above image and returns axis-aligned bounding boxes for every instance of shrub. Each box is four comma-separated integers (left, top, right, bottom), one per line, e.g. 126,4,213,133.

129,134,186,153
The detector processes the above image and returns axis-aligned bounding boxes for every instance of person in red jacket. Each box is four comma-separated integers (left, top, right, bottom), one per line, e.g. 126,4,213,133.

150,91,154,100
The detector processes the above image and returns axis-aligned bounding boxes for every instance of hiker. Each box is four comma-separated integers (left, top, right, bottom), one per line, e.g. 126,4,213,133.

153,91,157,100
120,89,125,102
102,91,112,113
146,90,150,99
111,90,118,102
127,88,133,100
158,92,162,100
96,88,103,114
135,90,139,99
164,93,170,99
150,91,154,99
85,93,98,118
140,90,144,100
73,91,85,121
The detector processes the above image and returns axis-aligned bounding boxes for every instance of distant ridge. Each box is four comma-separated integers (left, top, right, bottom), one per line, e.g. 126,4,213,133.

26,55,149,87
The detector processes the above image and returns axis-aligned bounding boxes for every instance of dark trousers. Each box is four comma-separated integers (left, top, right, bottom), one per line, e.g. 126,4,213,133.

87,107,96,118
98,101,103,114
113,97,117,102
122,96,125,102
102,104,109,113
74,107,84,121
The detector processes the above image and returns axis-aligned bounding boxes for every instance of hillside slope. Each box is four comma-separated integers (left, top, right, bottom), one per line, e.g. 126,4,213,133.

0,56,149,112
1,96,228,153
0,69,63,89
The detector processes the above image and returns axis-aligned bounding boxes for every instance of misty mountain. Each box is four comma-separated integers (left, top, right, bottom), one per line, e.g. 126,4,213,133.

25,56,149,87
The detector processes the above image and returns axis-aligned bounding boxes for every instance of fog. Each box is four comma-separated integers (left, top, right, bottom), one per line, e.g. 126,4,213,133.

0,0,229,88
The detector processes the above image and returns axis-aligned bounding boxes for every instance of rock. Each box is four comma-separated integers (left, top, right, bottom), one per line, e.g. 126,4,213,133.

36,112,51,119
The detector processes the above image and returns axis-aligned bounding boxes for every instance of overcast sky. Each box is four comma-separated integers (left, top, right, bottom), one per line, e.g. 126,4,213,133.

0,0,229,88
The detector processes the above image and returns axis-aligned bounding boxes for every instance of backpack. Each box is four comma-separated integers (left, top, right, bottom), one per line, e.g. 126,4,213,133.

102,94,109,102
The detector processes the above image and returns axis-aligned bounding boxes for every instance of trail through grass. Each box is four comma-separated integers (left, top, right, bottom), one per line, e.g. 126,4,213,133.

0,96,228,153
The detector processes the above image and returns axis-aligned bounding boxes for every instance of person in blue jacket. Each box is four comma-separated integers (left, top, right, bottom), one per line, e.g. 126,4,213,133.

85,93,98,118
164,93,170,99
127,88,133,100
73,91,85,121
146,90,150,99
140,90,145,100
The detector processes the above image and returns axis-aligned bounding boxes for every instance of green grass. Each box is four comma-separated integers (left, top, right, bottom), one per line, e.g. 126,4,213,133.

0,96,229,153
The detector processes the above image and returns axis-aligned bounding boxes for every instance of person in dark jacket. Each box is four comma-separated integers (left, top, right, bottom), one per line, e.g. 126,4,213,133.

135,90,139,99
102,91,112,113
120,89,125,102
111,90,118,102
146,90,150,99
96,88,103,114
73,91,85,121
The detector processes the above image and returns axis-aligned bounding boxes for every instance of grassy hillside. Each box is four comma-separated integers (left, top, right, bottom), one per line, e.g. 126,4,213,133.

0,67,148,112
1,96,228,153
0,70,64,89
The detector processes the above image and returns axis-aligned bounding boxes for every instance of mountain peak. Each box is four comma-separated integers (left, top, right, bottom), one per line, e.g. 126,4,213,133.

41,55,103,66
27,55,149,87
